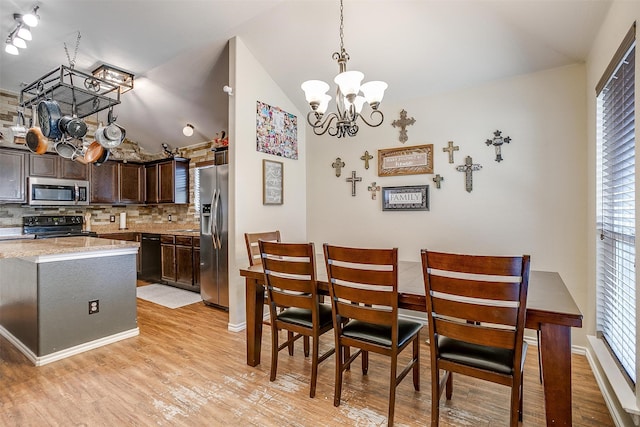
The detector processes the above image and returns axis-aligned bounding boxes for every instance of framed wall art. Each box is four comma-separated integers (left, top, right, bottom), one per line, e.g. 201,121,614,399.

382,185,429,211
256,101,298,160
378,144,433,177
263,159,283,205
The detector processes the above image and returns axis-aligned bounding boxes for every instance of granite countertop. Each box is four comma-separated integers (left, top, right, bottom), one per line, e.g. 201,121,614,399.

0,236,140,259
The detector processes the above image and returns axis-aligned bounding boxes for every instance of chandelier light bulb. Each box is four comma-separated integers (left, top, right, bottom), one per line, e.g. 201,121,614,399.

5,43,19,55
17,26,32,41
183,124,194,137
22,8,39,27
12,36,26,49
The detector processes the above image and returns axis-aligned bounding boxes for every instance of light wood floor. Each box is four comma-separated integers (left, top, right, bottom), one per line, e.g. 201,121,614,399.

0,283,613,426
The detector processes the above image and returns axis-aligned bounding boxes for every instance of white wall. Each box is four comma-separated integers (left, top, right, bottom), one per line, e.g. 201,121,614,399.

227,37,307,328
307,64,589,345
585,2,640,425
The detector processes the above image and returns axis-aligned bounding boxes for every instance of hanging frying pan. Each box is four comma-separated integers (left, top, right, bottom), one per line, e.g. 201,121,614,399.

94,147,110,166
25,105,48,154
54,138,78,159
83,141,105,164
37,99,63,140
59,115,87,139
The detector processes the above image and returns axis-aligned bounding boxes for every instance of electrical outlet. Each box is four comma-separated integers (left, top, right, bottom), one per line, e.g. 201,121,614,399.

168,214,172,222
89,300,99,314
110,215,116,222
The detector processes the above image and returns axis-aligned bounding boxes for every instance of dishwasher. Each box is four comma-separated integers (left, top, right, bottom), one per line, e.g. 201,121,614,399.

140,233,161,281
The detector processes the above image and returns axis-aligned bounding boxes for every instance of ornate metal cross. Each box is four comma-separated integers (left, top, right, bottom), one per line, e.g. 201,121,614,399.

332,157,346,177
456,156,482,193
485,130,511,162
367,182,380,199
443,141,459,164
346,171,362,196
360,151,374,170
432,174,444,189
391,109,415,143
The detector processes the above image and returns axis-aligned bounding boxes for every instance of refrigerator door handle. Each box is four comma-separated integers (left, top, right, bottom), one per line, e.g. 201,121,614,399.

216,189,223,249
211,188,220,249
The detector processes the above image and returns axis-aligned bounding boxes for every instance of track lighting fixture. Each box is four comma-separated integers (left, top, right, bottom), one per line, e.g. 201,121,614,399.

4,6,40,56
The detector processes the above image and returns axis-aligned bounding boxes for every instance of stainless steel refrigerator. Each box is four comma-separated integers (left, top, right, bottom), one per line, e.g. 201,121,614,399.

199,149,229,308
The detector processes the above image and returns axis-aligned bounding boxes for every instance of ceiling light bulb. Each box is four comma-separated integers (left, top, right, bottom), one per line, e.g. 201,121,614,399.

5,43,19,55
12,37,26,49
17,26,32,41
183,124,194,137
22,8,39,27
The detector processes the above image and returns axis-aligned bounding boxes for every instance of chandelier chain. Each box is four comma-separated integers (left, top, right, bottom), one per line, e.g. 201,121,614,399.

64,31,81,69
339,0,344,53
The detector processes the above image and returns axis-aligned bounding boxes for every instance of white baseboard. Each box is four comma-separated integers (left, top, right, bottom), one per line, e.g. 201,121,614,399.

0,325,139,366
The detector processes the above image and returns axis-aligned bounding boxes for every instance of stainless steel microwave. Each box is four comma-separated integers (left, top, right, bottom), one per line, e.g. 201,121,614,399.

27,177,89,206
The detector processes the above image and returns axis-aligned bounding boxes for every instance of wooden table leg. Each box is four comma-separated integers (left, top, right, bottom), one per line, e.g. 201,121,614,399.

245,277,264,367
540,322,572,426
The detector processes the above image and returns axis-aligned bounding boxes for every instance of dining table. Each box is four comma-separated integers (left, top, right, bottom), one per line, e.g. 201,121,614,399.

239,257,583,426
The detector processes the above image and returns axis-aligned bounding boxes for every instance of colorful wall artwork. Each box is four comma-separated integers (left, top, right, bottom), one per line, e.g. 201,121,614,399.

256,101,298,160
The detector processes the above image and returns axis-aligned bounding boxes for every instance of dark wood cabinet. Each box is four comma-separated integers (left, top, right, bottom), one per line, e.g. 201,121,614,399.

145,158,189,204
118,163,145,204
29,153,88,180
0,148,27,203
90,161,118,204
160,233,199,291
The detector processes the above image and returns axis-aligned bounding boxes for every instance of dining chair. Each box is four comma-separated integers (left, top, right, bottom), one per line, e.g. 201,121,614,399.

259,240,335,398
421,250,530,427
323,244,422,427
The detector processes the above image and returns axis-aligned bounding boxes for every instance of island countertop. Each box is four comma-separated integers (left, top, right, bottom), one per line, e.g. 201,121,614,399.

0,236,140,259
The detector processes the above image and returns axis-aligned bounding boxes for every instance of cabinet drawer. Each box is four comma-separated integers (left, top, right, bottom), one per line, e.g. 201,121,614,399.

175,236,193,246
161,235,175,244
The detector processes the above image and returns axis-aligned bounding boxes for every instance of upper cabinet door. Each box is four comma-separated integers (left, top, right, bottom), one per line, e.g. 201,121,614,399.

118,163,145,204
0,149,27,203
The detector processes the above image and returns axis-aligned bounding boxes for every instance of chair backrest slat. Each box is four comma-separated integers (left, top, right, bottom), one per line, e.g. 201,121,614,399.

331,282,395,307
426,251,524,276
429,275,521,301
244,231,281,266
435,318,517,349
431,296,519,326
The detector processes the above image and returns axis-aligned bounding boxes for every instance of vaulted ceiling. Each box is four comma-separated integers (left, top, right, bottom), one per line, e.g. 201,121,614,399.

0,0,612,153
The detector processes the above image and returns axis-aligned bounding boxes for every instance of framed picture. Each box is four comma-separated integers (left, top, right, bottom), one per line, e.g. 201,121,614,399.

382,185,429,211
378,144,434,177
256,101,298,160
263,159,283,205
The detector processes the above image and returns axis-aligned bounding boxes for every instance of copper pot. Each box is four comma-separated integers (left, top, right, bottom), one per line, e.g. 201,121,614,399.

25,105,48,155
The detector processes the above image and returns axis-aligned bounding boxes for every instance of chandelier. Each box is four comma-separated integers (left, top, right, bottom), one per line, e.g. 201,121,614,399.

301,0,387,138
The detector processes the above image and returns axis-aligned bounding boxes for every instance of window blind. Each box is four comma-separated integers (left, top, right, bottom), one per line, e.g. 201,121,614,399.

597,27,636,384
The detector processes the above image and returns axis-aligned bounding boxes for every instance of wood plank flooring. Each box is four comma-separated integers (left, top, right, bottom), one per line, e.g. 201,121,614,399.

0,282,613,426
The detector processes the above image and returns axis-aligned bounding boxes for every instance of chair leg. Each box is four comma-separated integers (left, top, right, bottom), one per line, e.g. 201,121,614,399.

270,326,279,382
388,354,398,427
518,373,524,422
445,371,453,400
537,328,543,383
334,345,343,407
510,376,521,427
362,350,369,375
304,336,310,357
431,368,440,427
310,335,319,398
413,336,420,391
287,331,294,356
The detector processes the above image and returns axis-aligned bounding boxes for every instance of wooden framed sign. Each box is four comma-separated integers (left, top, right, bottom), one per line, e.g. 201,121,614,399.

378,144,433,176
263,159,283,205
382,185,429,211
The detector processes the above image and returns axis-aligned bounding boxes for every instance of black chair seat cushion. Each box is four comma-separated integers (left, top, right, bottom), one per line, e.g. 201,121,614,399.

277,304,333,329
438,336,528,375
342,319,422,348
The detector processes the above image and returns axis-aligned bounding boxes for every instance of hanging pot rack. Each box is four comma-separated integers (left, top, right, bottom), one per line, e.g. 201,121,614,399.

19,65,121,119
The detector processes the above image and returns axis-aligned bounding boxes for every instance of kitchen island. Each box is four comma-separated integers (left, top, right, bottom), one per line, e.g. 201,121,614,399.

0,236,140,366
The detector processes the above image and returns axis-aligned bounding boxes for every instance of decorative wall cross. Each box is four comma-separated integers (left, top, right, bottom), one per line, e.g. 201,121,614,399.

443,141,459,164
332,157,346,177
485,130,511,162
456,156,482,193
391,109,416,143
346,171,362,196
367,182,381,199
360,151,374,170
432,174,444,189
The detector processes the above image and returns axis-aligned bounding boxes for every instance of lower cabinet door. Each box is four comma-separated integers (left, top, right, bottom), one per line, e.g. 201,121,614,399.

161,244,176,282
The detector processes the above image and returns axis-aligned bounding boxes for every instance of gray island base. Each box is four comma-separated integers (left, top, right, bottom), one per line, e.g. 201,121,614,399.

0,238,139,366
